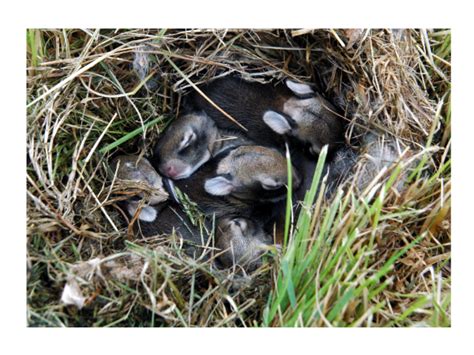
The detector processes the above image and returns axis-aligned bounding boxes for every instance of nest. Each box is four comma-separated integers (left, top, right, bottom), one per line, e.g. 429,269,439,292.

27,29,450,327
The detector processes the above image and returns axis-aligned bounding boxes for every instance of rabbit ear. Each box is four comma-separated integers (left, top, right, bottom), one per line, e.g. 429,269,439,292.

138,206,158,222
205,176,234,196
259,176,283,190
263,111,292,134
285,80,315,96
126,202,157,222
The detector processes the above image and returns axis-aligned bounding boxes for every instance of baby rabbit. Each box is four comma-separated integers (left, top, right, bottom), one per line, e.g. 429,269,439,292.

166,145,301,219
111,155,205,252
151,110,251,180
136,204,274,269
110,154,168,214
186,76,344,156
215,217,274,270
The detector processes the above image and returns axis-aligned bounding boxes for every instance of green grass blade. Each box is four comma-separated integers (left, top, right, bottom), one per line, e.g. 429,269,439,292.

99,116,164,154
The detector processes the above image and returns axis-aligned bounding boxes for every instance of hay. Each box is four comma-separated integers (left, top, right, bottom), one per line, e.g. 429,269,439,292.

27,29,450,327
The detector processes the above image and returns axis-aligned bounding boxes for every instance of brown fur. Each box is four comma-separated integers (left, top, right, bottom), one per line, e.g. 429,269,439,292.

215,217,273,270
168,145,300,219
186,76,344,155
151,111,253,179
112,155,276,269
110,155,168,205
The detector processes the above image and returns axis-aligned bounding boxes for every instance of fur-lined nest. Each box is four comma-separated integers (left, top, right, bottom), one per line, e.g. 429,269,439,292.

27,29,450,327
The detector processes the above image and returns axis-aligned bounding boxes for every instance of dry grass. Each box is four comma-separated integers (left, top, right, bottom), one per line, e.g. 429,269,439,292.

26,29,450,327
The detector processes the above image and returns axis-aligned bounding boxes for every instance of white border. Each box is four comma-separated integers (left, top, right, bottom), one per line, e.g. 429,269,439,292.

2,1,472,354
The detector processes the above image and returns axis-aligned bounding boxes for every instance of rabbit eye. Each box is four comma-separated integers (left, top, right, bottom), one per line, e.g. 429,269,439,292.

179,130,196,151
261,181,283,190
231,218,248,231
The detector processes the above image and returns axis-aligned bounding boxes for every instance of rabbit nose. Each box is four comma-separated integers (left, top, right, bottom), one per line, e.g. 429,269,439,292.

165,165,177,178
